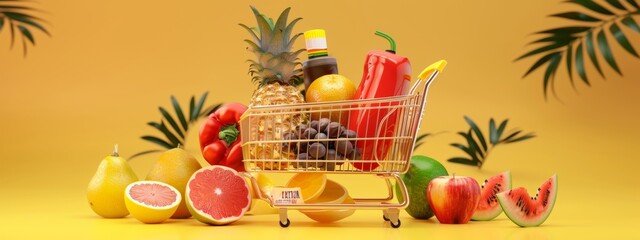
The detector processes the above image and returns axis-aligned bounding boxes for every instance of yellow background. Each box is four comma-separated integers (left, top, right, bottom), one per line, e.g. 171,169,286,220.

1,0,640,239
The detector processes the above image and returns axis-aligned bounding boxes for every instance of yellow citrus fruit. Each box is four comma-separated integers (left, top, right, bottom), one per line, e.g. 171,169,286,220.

305,74,356,125
124,181,181,224
285,173,327,202
306,179,348,204
246,173,278,215
146,147,201,219
300,194,356,222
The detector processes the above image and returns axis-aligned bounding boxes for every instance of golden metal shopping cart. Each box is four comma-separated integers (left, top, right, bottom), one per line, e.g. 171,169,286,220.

240,60,447,228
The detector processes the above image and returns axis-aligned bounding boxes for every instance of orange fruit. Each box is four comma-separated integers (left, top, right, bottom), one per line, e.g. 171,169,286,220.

305,74,356,125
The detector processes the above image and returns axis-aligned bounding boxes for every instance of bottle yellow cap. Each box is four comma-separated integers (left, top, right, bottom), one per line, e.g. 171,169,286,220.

304,29,328,58
304,29,326,39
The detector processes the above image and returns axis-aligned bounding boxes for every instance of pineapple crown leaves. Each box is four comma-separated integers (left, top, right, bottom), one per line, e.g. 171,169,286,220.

448,116,536,169
129,92,222,160
239,6,305,87
240,6,303,54
0,0,51,56
516,0,640,100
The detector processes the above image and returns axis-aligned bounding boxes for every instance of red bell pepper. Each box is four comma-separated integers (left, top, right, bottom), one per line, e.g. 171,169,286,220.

199,102,247,172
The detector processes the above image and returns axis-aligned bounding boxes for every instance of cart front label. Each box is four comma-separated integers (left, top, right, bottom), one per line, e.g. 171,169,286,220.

271,187,304,205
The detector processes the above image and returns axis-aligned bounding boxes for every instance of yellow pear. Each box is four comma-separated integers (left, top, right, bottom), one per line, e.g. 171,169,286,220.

87,144,138,218
146,147,201,218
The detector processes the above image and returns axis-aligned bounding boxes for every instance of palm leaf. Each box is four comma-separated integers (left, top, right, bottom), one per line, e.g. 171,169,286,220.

622,16,640,32
575,42,591,86
550,12,601,22
627,0,640,9
158,106,184,139
449,117,534,169
566,0,614,15
464,116,488,152
141,136,174,149
131,93,223,160
495,119,508,144
147,121,181,147
489,118,498,145
2,11,49,35
543,53,562,99
192,92,209,121
585,31,605,77
516,42,569,61
17,24,32,44
517,0,640,99
0,1,50,56
522,51,563,77
188,96,196,122
609,23,639,57
170,95,189,132
200,103,222,118
606,0,627,10
505,133,537,143
597,29,622,74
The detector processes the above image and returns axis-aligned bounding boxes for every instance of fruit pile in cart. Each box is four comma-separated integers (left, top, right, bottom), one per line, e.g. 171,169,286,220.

86,6,557,228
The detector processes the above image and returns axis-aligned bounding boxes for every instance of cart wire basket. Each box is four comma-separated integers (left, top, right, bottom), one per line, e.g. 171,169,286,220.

240,60,446,228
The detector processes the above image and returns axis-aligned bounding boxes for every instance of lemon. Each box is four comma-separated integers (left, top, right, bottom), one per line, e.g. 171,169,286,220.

124,181,181,224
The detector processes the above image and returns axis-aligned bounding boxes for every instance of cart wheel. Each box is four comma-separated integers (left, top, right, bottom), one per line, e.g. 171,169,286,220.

383,215,390,221
279,218,290,228
390,219,401,228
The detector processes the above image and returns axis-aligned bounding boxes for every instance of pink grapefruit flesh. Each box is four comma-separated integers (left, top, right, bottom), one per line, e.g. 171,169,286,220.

186,165,251,225
129,182,178,207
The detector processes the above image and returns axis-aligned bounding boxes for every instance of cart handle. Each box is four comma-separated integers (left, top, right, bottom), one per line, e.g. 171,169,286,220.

373,60,447,163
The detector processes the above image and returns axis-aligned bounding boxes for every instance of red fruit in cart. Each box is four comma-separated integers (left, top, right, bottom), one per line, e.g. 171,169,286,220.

471,171,512,221
427,174,481,224
185,165,251,225
497,174,558,227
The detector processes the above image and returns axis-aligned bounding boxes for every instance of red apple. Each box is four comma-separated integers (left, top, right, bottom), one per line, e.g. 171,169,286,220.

427,174,481,224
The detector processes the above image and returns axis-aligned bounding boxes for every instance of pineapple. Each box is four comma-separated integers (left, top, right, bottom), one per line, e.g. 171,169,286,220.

240,6,306,169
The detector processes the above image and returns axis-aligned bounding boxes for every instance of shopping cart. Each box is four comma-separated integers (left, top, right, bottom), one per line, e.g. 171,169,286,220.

240,60,447,228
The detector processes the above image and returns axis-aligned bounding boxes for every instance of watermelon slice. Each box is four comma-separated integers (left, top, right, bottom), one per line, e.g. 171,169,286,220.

497,174,558,227
471,171,511,221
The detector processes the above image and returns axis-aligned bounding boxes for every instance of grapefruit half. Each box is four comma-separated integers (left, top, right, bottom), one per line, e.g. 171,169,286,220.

124,180,181,224
186,165,251,225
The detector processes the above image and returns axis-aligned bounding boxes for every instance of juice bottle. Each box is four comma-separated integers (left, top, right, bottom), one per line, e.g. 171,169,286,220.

348,31,412,171
302,29,339,91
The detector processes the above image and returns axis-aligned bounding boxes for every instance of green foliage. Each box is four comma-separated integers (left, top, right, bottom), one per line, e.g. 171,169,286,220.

448,116,535,169
0,0,50,56
517,0,640,99
130,93,222,159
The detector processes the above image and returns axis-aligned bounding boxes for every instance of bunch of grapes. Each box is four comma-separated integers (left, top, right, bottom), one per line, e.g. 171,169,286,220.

282,118,362,170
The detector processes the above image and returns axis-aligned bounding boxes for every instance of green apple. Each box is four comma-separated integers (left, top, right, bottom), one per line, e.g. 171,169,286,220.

395,155,448,219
